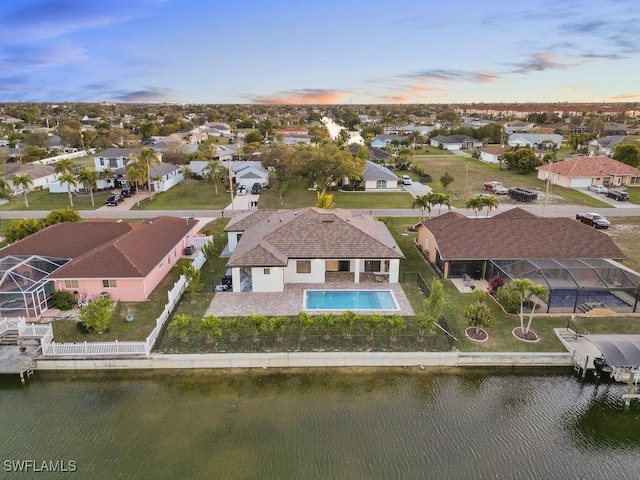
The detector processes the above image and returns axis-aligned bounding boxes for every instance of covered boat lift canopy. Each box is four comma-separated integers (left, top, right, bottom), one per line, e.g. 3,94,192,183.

587,334,640,368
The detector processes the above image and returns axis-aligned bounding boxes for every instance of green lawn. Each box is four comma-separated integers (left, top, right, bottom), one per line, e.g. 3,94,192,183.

130,181,231,210
51,218,229,342
413,146,453,155
413,155,612,209
258,180,413,209
0,189,113,211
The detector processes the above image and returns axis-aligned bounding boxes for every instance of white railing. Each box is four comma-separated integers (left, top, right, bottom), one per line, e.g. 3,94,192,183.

12,249,203,359
42,340,148,357
191,250,206,270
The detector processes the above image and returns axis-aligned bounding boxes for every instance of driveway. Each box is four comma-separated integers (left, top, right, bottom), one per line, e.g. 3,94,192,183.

95,190,151,211
574,187,637,209
226,193,259,211
403,182,432,197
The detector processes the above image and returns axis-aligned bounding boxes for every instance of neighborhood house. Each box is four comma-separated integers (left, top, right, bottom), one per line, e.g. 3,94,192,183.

415,208,640,314
224,207,404,293
0,216,200,317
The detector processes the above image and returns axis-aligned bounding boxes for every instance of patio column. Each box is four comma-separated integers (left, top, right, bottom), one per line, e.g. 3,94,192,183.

354,259,361,284
388,259,400,283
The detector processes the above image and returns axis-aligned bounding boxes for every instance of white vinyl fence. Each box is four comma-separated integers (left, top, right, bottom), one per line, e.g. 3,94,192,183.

3,249,206,359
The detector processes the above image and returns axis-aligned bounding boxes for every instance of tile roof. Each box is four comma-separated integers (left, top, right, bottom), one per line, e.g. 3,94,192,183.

227,208,404,267
93,148,143,158
420,209,624,261
0,217,198,278
537,156,640,177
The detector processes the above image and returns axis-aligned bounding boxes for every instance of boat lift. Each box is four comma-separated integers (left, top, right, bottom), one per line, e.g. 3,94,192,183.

587,334,640,409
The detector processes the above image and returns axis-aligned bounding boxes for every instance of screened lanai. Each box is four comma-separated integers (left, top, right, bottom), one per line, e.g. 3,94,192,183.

0,255,70,318
486,258,640,314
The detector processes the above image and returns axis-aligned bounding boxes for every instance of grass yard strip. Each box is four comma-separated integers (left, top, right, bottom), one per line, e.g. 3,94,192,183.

0,189,113,211
130,182,230,210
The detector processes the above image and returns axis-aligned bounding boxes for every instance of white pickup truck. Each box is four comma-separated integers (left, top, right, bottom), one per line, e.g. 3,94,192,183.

483,181,509,195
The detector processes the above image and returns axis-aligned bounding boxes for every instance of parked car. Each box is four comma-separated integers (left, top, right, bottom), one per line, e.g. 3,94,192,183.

237,185,247,196
104,194,123,206
251,182,262,194
588,184,608,194
401,175,412,185
484,181,509,195
575,212,610,229
120,187,134,197
606,189,629,201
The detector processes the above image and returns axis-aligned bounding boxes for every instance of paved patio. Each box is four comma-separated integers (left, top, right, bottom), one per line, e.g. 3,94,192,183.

206,282,414,317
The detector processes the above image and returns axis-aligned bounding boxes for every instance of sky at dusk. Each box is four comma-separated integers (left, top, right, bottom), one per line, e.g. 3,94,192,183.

0,0,638,104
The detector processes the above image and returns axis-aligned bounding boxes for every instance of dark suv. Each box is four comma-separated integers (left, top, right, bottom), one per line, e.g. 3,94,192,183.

251,182,262,194
606,189,629,201
105,194,123,206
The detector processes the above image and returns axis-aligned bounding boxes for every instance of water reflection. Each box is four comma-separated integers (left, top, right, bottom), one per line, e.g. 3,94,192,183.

1,369,639,480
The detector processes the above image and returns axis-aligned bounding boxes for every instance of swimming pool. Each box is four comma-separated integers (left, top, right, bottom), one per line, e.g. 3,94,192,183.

304,290,399,311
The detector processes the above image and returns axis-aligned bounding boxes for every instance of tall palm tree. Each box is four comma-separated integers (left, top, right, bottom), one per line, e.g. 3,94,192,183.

126,162,146,207
76,168,98,207
432,192,452,216
130,148,160,200
203,159,223,196
411,194,431,221
512,279,548,335
481,195,500,217
12,173,33,208
465,196,485,218
54,158,75,176
58,172,78,207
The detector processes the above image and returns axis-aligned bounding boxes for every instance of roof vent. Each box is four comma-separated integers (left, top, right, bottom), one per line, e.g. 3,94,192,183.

322,219,334,223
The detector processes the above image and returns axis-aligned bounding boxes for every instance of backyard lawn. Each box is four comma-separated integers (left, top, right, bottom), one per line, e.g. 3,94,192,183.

413,155,613,209
51,219,229,342
131,181,231,210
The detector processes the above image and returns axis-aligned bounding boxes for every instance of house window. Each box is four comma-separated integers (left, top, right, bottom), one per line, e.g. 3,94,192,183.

264,268,270,275
109,158,118,168
376,180,386,189
364,260,381,272
64,280,79,288
102,279,117,288
99,158,104,166
296,260,311,274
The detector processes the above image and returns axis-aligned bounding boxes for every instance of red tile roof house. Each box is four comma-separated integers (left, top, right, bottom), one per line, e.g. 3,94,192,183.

224,207,404,292
415,208,640,314
536,155,640,189
0,217,199,318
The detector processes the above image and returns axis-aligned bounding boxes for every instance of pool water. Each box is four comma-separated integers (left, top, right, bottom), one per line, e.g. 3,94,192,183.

305,290,399,310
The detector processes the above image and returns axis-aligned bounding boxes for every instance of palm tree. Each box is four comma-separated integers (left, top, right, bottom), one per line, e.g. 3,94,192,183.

76,168,98,207
511,279,548,335
364,314,383,341
58,172,78,207
432,192,452,216
126,162,146,207
481,195,499,217
0,172,13,218
201,315,222,344
203,159,223,196
412,194,431,221
130,148,160,200
12,173,33,207
316,191,335,209
465,195,485,218
54,158,75,176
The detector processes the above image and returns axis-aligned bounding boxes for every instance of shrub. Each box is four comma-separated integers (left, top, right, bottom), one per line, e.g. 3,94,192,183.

50,290,75,310
488,275,505,295
495,283,520,314
78,297,115,334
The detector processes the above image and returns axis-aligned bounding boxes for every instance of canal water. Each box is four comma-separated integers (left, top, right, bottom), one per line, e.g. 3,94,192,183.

1,368,639,479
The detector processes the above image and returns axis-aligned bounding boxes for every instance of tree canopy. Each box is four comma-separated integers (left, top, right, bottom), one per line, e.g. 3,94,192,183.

502,146,542,174
300,144,365,193
613,143,640,168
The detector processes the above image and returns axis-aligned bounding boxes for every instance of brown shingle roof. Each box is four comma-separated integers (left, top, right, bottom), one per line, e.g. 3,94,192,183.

0,217,198,279
227,208,404,267
537,156,640,177
421,210,624,260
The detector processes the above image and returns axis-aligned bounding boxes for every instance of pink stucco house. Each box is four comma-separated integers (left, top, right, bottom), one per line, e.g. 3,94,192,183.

0,217,199,317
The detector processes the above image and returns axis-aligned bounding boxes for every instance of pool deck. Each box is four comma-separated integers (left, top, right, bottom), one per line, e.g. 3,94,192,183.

205,282,414,317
